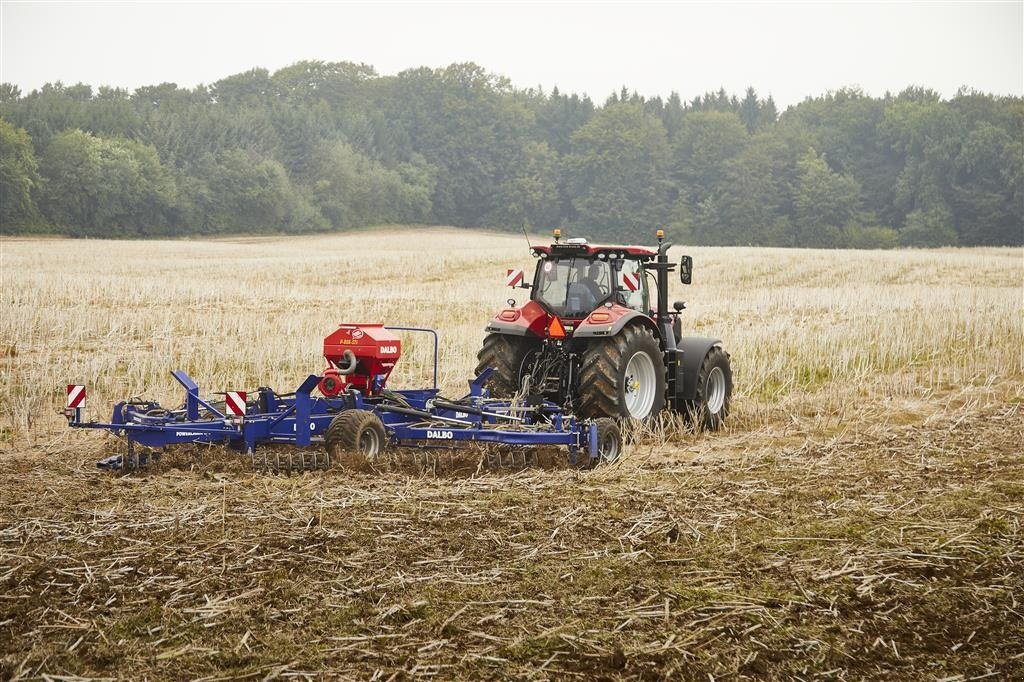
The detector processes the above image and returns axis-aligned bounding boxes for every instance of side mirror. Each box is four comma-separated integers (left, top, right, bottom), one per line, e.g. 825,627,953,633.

679,255,692,285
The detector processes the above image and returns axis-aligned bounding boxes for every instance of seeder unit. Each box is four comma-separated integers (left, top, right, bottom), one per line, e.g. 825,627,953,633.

66,324,621,471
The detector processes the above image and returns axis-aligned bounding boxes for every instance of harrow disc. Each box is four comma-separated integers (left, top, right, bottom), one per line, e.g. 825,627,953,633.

250,449,333,474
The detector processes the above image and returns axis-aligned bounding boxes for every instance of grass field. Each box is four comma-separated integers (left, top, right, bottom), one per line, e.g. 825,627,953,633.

1,229,1022,679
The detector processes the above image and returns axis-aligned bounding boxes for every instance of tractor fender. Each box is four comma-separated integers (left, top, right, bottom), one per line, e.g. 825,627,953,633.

483,320,543,337
484,300,548,337
573,308,658,339
677,336,722,401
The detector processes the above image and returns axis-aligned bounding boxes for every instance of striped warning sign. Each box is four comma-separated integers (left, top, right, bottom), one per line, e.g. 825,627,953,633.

66,384,86,409
622,271,641,292
225,391,247,417
506,268,524,287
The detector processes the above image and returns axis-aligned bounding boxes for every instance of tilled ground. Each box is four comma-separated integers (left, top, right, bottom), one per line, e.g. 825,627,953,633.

1,404,1021,680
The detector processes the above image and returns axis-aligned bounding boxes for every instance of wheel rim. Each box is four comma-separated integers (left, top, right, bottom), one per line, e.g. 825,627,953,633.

623,351,657,418
598,434,620,463
358,427,380,455
706,366,726,415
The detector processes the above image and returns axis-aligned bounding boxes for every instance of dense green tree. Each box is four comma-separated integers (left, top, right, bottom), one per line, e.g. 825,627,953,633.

378,63,533,226
199,149,301,233
1,65,1019,246
738,87,780,132
37,129,103,229
565,103,672,241
0,118,40,230
211,68,276,106
489,140,562,230
672,111,749,206
309,140,431,229
900,206,959,247
534,87,595,155
37,129,176,235
786,89,901,226
793,149,863,247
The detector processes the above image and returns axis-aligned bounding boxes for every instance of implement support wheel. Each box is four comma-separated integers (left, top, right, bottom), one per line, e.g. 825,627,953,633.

581,418,622,469
325,409,387,469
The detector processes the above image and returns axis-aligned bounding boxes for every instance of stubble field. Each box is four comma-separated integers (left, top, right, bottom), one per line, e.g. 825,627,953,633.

1,229,1022,680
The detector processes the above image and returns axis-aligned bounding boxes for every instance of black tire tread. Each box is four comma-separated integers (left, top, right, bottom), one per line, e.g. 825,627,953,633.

577,325,666,419
325,409,386,469
687,346,733,431
474,334,536,398
581,418,622,469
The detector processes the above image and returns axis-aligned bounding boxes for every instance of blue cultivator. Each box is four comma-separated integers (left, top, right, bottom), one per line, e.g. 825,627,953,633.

66,324,622,472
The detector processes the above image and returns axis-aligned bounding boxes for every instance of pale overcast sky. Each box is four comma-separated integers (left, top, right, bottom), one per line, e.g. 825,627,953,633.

1,1,1021,108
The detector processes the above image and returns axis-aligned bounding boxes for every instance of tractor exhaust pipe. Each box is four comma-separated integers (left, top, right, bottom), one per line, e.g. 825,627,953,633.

653,229,677,350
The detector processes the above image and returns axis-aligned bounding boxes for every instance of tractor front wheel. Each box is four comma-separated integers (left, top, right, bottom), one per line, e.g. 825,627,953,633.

325,409,387,468
475,333,537,398
578,325,666,420
686,347,733,431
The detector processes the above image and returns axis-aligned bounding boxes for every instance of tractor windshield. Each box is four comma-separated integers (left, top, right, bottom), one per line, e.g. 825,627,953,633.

533,257,613,318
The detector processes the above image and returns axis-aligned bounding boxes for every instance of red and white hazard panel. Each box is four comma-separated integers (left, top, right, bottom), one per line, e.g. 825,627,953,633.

66,384,86,409
622,271,641,292
506,268,524,287
225,391,247,417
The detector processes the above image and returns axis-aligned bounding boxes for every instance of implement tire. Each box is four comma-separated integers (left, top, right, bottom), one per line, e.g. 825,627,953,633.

685,346,732,431
474,333,538,398
325,409,387,468
580,418,623,469
578,324,666,420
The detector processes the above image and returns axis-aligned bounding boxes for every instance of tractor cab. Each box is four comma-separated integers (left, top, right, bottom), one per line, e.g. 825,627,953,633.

530,240,654,321
487,235,660,341
489,233,663,339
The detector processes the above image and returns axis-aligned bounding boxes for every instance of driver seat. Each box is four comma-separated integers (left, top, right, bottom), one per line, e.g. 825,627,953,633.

566,282,597,313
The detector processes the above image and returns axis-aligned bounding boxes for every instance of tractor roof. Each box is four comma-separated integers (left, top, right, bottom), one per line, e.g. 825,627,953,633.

533,243,658,260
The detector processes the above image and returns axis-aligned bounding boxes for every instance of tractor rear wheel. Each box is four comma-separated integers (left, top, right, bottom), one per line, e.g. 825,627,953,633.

475,333,537,398
578,325,666,420
685,347,732,431
325,409,387,468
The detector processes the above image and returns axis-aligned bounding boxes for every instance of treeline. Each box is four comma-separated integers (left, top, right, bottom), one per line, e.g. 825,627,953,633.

1,62,1021,246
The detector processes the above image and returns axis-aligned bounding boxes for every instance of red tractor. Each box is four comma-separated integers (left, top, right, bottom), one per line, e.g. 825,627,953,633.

476,229,732,427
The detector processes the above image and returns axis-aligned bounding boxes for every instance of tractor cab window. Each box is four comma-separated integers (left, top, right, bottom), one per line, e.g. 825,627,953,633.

617,258,647,312
534,257,612,318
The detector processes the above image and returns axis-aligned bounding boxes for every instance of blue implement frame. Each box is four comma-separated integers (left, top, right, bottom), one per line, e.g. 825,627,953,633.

69,366,600,470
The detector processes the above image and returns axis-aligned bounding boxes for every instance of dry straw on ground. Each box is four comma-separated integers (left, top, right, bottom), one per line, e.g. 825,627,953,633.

1,229,1021,679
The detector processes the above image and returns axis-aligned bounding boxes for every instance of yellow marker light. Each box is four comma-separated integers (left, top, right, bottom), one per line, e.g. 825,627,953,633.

553,228,561,237
656,229,665,239
589,312,611,323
